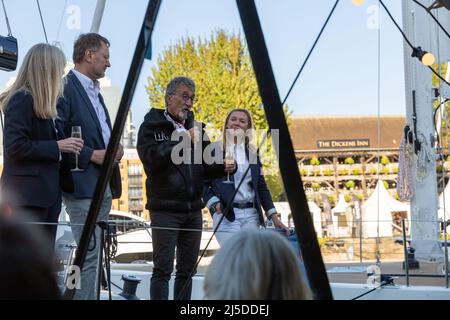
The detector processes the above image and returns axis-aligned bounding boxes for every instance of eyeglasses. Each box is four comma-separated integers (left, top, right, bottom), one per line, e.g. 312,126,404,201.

175,93,195,103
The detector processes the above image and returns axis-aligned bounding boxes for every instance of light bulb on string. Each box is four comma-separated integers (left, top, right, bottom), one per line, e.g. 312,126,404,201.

412,47,435,66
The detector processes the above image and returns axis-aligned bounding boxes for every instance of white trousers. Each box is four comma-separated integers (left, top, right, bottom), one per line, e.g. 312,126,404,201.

212,207,260,246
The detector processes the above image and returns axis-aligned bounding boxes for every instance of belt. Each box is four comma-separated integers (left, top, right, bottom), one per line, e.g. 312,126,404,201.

233,202,255,209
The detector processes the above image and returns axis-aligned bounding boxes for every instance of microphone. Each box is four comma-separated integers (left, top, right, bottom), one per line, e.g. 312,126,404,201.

186,111,195,130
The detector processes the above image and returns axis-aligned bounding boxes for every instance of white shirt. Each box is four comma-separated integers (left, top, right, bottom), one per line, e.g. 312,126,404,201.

164,109,187,132
233,143,255,202
72,69,111,147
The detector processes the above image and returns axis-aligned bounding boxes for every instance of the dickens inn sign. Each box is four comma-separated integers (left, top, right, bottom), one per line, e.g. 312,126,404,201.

317,139,370,149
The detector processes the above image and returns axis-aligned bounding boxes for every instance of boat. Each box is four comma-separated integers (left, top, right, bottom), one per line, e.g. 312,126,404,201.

3,0,449,300
96,0,450,300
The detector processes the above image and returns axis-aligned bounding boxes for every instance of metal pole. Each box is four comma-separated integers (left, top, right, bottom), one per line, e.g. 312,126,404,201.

96,223,105,300
236,0,333,300
360,217,363,264
443,219,449,288
402,218,410,287
63,0,162,300
90,0,106,33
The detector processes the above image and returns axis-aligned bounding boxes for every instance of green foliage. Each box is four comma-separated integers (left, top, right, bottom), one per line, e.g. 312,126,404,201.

310,157,320,166
317,237,327,248
345,180,355,189
392,166,398,174
431,63,448,88
311,182,321,191
344,157,355,165
351,167,362,175
264,174,285,202
146,30,292,197
338,169,349,175
369,168,378,175
323,168,333,176
381,167,389,174
328,195,336,205
380,155,390,165
383,181,389,189
300,169,308,176
313,169,321,176
147,30,266,128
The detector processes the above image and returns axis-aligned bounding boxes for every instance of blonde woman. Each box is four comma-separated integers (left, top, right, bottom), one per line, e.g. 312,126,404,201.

0,43,83,244
204,228,311,300
203,108,289,245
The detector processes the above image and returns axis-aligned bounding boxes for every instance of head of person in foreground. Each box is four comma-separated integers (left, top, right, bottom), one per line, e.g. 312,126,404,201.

203,228,311,300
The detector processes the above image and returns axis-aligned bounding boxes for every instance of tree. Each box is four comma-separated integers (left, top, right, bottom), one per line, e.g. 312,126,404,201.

146,29,291,198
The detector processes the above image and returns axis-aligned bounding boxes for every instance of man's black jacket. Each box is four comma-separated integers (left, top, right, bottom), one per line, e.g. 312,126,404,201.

137,108,227,213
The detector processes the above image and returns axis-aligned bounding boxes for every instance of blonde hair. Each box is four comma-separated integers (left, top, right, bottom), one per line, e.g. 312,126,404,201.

0,43,66,119
204,228,311,300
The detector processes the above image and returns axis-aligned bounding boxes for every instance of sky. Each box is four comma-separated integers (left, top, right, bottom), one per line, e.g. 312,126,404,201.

0,0,407,132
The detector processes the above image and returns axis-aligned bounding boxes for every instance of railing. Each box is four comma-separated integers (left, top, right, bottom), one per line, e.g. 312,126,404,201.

21,216,450,297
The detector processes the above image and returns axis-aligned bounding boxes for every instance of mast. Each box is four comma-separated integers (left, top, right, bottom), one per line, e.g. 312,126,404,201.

90,0,106,33
401,0,448,260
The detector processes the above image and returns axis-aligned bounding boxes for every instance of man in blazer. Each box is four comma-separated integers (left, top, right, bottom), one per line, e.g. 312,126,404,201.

56,33,122,300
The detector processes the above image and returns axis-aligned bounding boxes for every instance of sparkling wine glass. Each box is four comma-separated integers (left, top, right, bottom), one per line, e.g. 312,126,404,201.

71,126,84,172
223,145,235,184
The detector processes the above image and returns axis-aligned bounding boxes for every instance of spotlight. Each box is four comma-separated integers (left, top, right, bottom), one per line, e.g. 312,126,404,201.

412,47,435,66
0,35,17,72
428,0,450,11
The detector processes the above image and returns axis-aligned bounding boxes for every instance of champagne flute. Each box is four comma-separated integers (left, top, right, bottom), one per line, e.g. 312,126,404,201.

71,126,84,172
223,145,235,184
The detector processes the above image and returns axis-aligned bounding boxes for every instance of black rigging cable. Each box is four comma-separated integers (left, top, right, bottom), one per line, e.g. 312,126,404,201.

36,0,48,43
178,1,342,300
282,0,339,106
379,0,449,86
433,98,450,145
1,0,12,36
351,276,394,300
412,0,450,39
176,130,272,300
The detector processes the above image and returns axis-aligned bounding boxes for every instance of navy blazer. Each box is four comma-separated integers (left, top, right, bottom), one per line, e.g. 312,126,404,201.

56,71,121,199
203,145,276,225
1,91,61,207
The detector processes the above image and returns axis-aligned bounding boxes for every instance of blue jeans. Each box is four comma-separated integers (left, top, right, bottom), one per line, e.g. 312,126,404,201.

273,228,309,286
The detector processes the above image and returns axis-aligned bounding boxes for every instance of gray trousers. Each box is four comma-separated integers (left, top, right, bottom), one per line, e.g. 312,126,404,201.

63,187,112,300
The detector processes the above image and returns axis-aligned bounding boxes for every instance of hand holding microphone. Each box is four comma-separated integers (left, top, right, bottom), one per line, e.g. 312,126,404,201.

186,111,200,144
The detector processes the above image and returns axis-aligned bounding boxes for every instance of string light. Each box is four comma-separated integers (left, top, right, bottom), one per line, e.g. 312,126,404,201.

412,47,436,66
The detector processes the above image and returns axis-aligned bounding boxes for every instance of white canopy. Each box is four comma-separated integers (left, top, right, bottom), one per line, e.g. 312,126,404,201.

273,201,322,235
331,194,350,237
332,194,348,214
361,180,410,238
438,181,450,221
